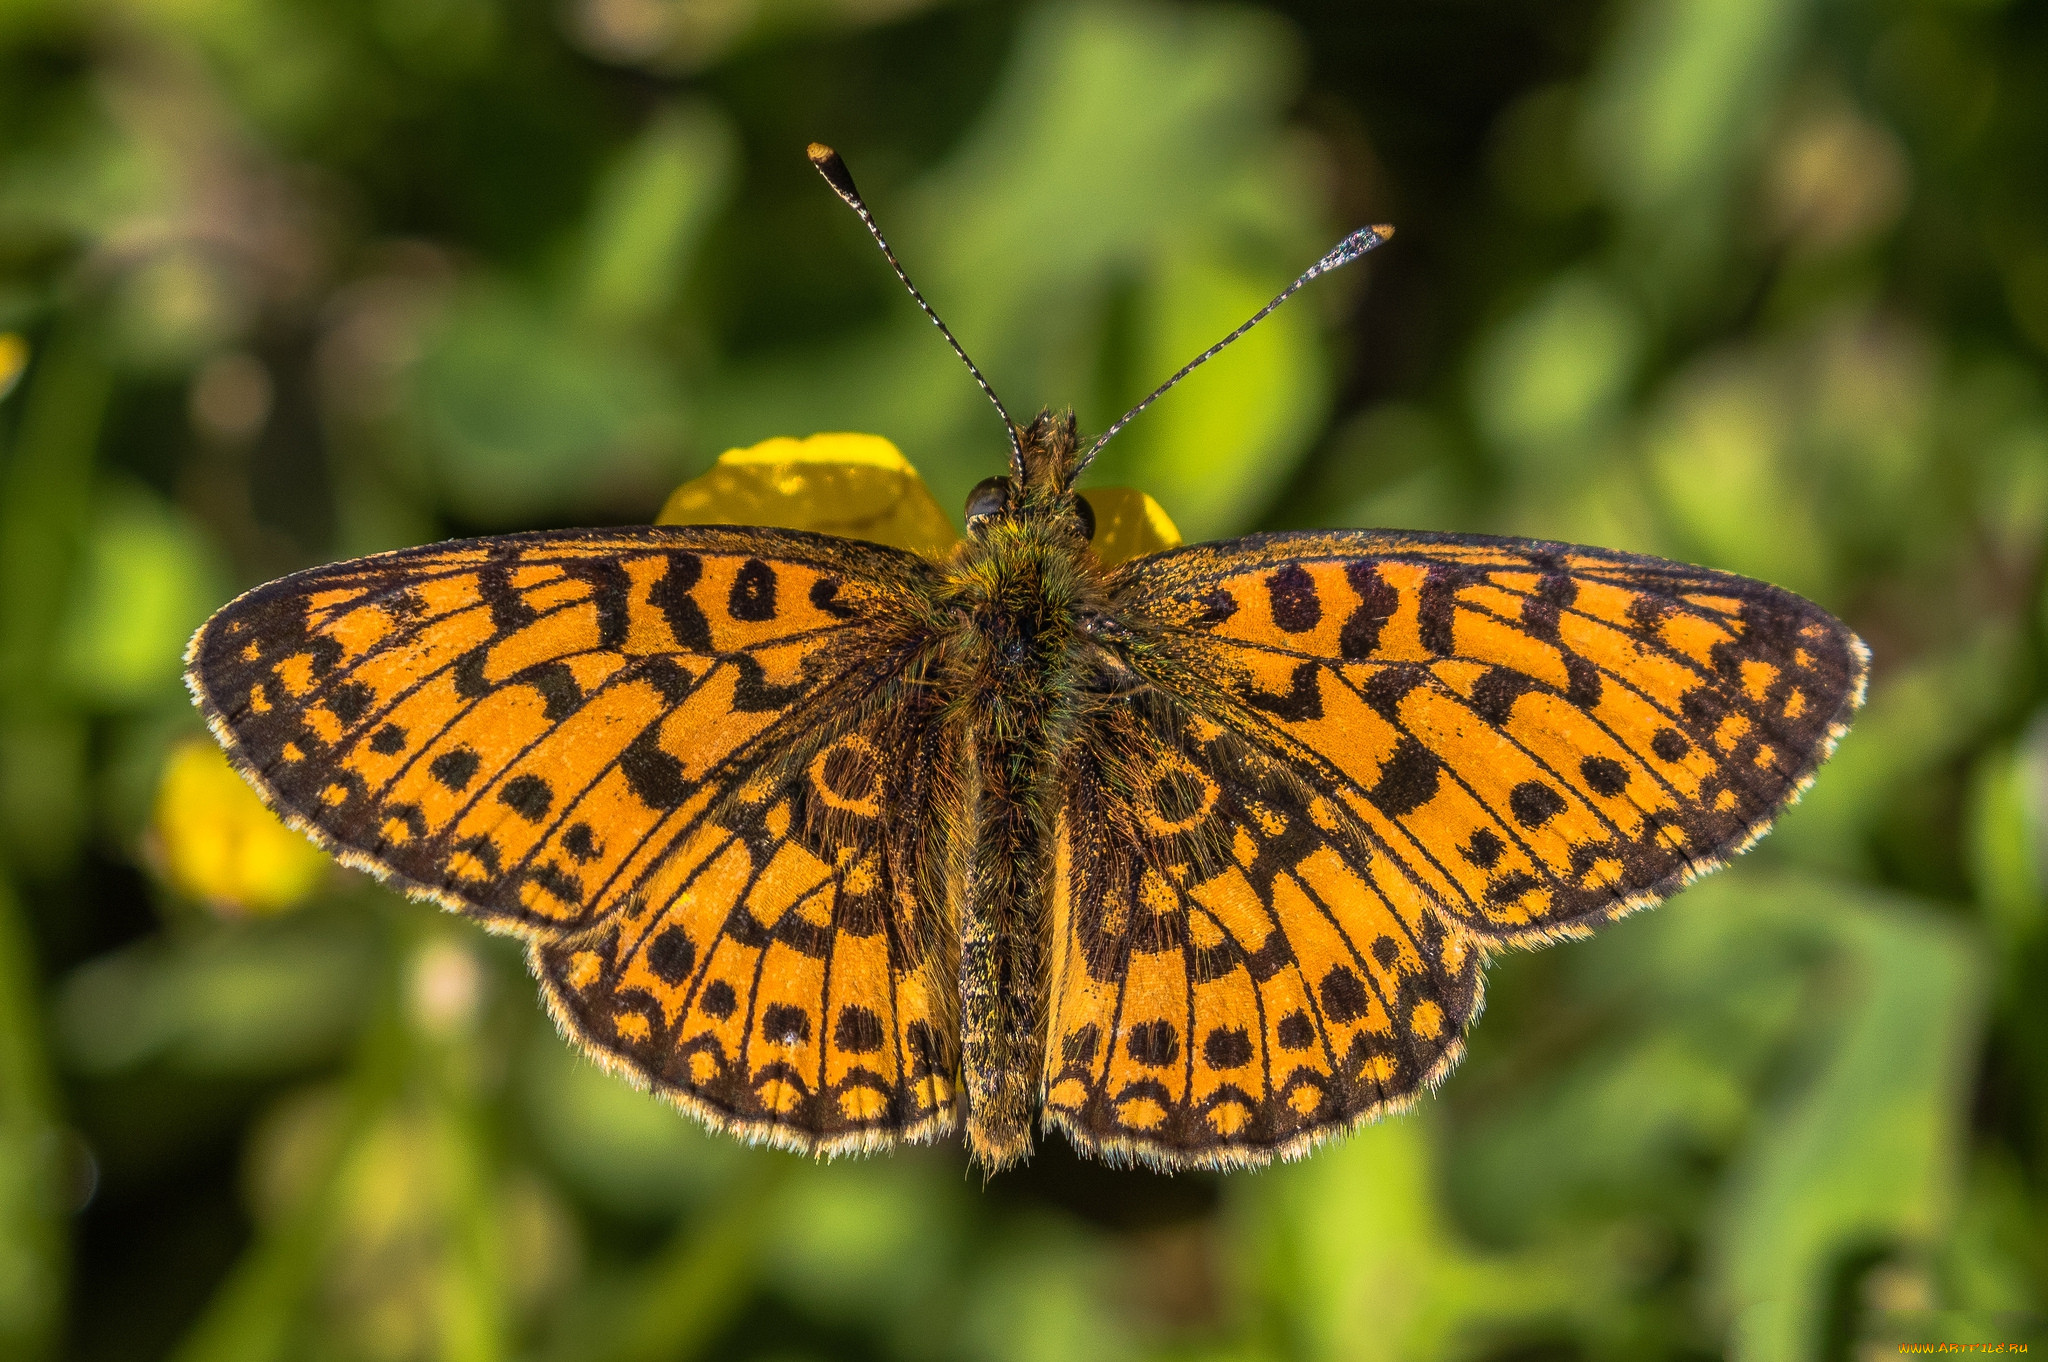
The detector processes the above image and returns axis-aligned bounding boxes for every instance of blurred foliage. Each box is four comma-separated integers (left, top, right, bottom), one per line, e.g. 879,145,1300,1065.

1,0,2045,1358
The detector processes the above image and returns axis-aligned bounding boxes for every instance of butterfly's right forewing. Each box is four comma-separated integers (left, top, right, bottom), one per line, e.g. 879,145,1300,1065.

187,525,960,1153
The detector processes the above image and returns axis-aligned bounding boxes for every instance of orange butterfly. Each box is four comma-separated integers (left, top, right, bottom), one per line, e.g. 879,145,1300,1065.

187,146,1865,1171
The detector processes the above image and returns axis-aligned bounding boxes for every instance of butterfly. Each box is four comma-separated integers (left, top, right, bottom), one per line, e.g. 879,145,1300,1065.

186,145,1866,1171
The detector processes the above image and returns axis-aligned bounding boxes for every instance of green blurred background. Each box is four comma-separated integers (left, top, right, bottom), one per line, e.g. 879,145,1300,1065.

1,0,2044,1358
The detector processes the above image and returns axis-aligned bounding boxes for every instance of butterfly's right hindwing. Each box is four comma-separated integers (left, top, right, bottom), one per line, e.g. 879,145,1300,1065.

533,681,960,1151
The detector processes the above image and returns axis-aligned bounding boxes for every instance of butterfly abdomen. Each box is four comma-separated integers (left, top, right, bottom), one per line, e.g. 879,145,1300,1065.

940,506,1110,1169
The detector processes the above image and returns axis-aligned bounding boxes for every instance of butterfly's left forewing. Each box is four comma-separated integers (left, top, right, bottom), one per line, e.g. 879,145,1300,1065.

1120,531,1866,944
187,526,958,1151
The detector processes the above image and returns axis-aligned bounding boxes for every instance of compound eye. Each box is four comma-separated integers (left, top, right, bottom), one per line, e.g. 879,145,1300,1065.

965,475,1014,526
1073,493,1096,542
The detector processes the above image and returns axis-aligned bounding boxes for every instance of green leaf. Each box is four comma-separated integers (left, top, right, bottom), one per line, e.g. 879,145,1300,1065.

1246,1115,1614,1361
575,103,737,333
55,482,226,708
56,914,377,1076
409,286,688,522
1692,874,1985,1362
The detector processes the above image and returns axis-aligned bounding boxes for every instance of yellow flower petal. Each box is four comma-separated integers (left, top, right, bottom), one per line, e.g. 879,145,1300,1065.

1084,486,1182,565
655,433,1185,567
657,432,959,558
154,738,328,915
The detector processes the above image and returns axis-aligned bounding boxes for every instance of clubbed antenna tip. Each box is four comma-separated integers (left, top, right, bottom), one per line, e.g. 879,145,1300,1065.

806,141,1023,480
1072,221,1396,481
807,143,858,200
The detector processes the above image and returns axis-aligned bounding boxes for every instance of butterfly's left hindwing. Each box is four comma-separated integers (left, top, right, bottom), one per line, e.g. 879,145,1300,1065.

187,526,958,1152
1043,702,1483,1168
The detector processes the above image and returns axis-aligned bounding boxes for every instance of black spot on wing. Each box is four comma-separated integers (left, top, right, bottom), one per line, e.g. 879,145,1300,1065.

1192,589,1238,630
646,926,696,985
327,681,373,725
527,862,583,906
640,655,695,704
648,552,712,651
1509,781,1566,829
1471,666,1540,726
1462,827,1504,868
730,653,807,714
728,559,777,623
1126,1020,1180,1067
430,748,480,792
620,728,688,811
562,822,601,862
1417,565,1465,656
568,558,633,649
451,647,491,701
1203,1026,1253,1069
1359,665,1426,722
525,662,582,721
1367,738,1439,818
1339,563,1399,660
809,577,858,620
1319,966,1370,1024
499,773,553,820
480,563,538,633
1266,564,1321,633
760,1003,811,1045
1580,755,1630,797
833,1006,885,1054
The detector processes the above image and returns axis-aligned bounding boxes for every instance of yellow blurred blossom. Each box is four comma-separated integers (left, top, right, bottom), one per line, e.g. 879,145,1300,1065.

0,333,27,402
153,738,328,915
659,432,959,556
1080,485,1181,564
658,431,1181,564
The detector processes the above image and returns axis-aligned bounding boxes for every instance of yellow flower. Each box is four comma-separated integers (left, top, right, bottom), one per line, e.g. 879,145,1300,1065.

0,333,27,402
153,738,329,915
658,432,1181,564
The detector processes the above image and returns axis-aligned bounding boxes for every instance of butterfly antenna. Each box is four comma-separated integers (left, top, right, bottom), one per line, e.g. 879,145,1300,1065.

808,143,1024,481
1071,224,1396,481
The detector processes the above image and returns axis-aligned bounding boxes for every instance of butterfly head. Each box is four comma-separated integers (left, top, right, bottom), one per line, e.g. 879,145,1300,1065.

963,409,1097,545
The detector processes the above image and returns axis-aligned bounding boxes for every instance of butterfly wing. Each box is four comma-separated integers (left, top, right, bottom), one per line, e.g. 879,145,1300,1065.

187,526,957,1152
1042,699,1483,1166
1042,530,1865,1165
